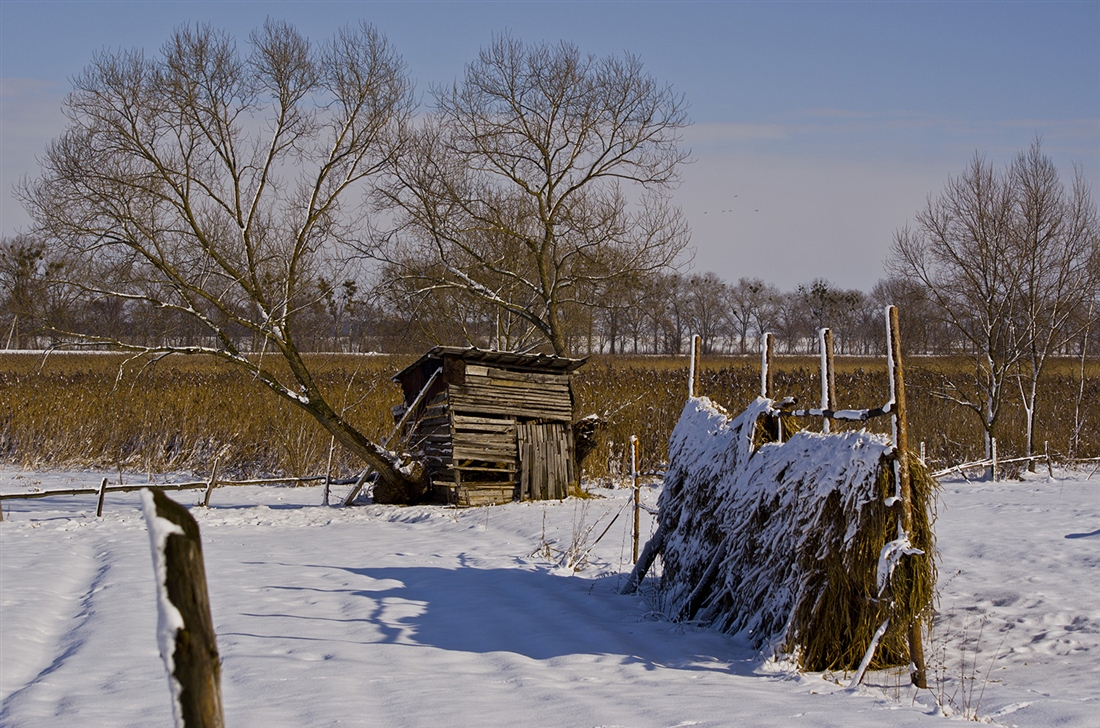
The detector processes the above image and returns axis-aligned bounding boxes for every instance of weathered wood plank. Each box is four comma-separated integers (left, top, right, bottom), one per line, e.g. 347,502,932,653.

452,414,516,426
453,432,516,447
479,366,571,385
448,396,572,421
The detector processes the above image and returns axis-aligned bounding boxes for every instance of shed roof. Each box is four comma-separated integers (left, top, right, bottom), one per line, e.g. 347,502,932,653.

392,346,587,383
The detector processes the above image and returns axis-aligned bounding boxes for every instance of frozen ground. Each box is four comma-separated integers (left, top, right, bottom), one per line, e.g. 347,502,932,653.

1,466,1097,727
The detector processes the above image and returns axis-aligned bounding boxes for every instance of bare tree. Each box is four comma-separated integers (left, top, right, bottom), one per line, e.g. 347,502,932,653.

1008,141,1100,468
727,277,776,355
378,35,692,356
869,276,942,356
0,234,65,348
18,22,428,502
684,272,729,354
889,152,1036,469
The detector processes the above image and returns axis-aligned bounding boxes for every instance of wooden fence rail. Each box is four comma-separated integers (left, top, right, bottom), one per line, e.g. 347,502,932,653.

0,475,334,520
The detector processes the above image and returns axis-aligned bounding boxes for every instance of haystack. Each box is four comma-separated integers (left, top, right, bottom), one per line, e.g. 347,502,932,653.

626,396,936,672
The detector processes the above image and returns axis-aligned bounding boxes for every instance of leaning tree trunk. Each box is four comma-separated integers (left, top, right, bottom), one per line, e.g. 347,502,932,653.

305,398,429,504
278,340,431,504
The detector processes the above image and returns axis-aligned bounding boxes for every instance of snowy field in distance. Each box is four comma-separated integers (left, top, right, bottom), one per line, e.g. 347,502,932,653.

1,466,1097,727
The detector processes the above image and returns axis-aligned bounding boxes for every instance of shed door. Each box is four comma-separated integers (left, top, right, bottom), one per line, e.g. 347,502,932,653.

516,422,575,500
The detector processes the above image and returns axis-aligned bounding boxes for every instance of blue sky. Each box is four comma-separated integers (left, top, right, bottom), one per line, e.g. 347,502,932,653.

2,1,1097,290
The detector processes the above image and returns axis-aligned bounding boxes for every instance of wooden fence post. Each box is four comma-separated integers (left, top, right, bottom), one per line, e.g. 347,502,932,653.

96,477,108,518
322,437,336,506
819,328,836,433
202,458,220,508
688,334,701,399
1046,441,1054,478
631,435,640,564
887,305,928,689
761,332,774,399
141,487,225,728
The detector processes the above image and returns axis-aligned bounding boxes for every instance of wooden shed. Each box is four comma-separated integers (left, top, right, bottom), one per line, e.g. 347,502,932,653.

392,347,587,506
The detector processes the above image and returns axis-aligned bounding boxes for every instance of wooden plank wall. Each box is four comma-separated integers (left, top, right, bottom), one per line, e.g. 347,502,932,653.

407,363,576,506
517,422,576,501
448,365,573,422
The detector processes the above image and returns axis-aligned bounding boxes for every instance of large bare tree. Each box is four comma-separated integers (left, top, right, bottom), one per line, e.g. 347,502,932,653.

378,35,692,357
889,144,1099,470
19,21,429,502
1008,141,1100,467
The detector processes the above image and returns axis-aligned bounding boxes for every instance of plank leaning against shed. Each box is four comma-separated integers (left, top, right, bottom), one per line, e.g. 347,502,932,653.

391,347,587,506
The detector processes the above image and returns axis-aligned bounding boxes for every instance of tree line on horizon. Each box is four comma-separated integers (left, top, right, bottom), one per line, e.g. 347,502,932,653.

3,235,1094,360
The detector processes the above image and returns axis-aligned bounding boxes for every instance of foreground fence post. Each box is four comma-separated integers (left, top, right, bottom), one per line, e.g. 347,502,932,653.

887,305,928,689
141,488,225,728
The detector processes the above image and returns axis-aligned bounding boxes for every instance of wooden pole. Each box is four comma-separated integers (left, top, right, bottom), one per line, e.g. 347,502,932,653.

819,328,836,433
887,305,928,689
1046,441,1054,478
322,437,336,506
991,437,999,482
688,334,701,398
141,488,225,728
96,477,108,518
761,332,774,399
202,458,220,508
631,436,640,564
342,466,375,507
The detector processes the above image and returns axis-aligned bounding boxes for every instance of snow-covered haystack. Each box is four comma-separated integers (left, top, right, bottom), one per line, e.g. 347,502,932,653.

645,396,936,672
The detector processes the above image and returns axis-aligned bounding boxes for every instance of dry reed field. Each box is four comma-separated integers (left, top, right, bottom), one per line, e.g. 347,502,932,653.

1,351,1096,482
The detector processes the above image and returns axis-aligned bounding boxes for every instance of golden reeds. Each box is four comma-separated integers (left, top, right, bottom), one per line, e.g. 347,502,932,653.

0,351,1095,477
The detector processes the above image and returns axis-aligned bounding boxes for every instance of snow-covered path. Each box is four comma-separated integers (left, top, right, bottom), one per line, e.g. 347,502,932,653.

2,468,1097,726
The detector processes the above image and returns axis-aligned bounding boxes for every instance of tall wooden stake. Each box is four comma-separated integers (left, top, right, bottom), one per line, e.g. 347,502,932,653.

688,334,701,398
888,305,928,689
142,488,225,728
761,332,774,399
631,436,640,563
819,328,836,433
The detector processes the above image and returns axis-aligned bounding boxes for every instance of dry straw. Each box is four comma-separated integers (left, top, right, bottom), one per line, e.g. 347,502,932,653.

651,397,936,672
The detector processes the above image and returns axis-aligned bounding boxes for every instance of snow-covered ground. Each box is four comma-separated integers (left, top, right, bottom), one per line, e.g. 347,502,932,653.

1,466,1097,727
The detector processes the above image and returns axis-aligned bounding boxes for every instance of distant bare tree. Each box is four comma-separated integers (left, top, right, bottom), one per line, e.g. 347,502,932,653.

727,277,776,355
870,276,941,355
0,234,66,348
379,35,691,356
684,272,729,354
19,22,428,501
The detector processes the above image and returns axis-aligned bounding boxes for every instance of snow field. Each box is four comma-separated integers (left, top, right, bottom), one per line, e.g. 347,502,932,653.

1,467,1098,726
